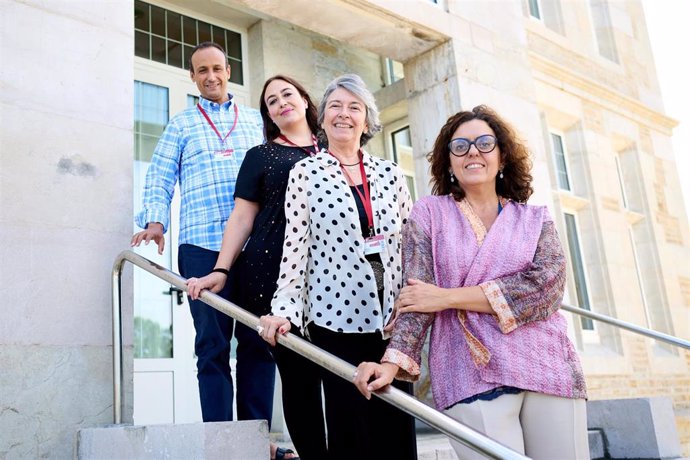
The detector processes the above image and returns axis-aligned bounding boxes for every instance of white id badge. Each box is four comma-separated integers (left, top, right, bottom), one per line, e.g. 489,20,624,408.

213,148,235,158
364,234,385,255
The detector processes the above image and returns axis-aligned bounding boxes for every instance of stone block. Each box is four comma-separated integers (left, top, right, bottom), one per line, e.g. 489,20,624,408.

0,344,121,459
588,428,606,459
77,420,269,460
587,397,682,459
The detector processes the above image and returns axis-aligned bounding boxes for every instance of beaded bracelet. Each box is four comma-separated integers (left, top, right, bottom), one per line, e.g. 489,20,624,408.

211,268,230,276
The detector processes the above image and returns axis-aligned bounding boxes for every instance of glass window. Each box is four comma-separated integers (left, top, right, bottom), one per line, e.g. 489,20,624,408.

529,0,541,19
167,12,181,42
197,20,212,43
614,155,628,209
134,1,149,32
590,0,619,63
167,40,183,68
149,5,165,36
135,31,149,59
182,15,196,46
628,228,651,328
616,150,644,213
134,81,168,162
383,58,404,86
134,0,244,84
564,213,594,330
391,126,417,201
151,36,166,64
551,133,571,191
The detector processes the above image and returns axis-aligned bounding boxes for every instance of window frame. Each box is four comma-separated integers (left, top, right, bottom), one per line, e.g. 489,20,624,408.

549,130,573,192
383,118,417,202
587,0,620,64
134,0,247,85
381,57,404,86
562,211,597,336
528,0,543,20
614,154,629,210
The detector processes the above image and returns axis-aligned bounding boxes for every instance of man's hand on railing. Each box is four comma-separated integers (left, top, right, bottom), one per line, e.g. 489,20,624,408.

353,362,398,400
187,272,227,300
130,223,166,255
258,315,292,346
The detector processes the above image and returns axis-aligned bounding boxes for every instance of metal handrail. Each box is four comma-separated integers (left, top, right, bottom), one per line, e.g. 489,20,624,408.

112,250,690,458
561,304,690,350
112,250,527,459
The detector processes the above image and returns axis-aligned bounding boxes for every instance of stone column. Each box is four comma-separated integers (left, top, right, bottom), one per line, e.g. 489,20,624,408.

404,40,462,197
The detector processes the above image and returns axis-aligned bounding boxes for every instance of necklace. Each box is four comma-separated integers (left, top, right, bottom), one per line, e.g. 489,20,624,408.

277,134,319,156
341,160,361,167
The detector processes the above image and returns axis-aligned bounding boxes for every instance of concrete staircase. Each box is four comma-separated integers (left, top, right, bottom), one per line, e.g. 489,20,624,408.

586,397,684,460
77,397,684,459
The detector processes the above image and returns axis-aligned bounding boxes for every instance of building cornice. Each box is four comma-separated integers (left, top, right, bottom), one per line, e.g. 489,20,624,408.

529,51,678,135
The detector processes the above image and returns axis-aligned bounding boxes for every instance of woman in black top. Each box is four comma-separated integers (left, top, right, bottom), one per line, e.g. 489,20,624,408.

187,75,322,460
259,74,417,460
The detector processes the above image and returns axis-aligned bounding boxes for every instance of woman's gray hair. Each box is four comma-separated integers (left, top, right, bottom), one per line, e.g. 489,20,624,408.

317,74,382,147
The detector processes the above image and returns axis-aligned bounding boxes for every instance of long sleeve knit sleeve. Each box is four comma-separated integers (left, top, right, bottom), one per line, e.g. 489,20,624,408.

480,220,566,333
382,211,435,381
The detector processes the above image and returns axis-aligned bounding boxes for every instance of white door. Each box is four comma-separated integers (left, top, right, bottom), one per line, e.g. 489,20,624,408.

132,62,201,425
132,61,251,425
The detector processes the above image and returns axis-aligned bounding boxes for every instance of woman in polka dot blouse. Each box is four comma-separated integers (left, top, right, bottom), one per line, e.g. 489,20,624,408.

259,74,417,459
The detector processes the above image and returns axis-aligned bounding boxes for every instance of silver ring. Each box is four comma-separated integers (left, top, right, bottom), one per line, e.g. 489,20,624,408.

256,325,265,334
353,369,359,379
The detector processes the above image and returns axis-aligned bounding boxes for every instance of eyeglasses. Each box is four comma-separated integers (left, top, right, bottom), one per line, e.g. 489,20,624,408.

448,134,497,157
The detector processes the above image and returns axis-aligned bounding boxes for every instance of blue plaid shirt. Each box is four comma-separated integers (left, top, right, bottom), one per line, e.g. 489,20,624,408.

135,94,264,251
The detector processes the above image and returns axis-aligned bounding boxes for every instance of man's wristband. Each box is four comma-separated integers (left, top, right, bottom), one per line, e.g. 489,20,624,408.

211,268,230,276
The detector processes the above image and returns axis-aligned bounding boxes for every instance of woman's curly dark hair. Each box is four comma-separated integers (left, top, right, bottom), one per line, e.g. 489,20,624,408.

428,105,534,203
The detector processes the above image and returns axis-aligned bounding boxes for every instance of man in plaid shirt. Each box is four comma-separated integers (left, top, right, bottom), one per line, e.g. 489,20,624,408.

131,42,275,428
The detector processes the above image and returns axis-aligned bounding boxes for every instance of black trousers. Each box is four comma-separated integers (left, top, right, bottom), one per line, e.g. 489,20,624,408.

275,323,418,460
178,244,276,424
273,328,328,460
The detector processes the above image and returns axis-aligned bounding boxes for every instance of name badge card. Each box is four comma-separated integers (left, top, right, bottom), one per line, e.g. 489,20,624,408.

364,234,385,255
213,148,234,158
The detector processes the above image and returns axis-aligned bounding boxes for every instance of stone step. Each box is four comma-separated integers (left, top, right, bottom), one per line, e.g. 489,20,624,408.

588,428,606,460
78,420,269,459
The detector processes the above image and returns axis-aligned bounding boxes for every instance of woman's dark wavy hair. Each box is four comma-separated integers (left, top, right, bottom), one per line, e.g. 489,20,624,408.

259,75,319,142
428,105,534,203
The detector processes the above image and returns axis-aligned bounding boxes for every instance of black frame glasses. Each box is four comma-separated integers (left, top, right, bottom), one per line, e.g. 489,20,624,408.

448,134,497,157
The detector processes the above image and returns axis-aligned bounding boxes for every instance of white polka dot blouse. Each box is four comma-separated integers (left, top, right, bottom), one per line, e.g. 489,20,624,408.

271,149,412,336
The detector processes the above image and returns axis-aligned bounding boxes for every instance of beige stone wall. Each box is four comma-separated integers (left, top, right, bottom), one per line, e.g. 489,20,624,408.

0,0,134,457
527,0,690,453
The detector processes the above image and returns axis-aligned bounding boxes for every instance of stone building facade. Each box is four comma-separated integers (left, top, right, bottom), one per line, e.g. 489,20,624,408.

1,0,688,457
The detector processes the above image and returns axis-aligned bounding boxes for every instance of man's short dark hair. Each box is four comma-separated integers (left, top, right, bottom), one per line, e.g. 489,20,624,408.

188,42,228,73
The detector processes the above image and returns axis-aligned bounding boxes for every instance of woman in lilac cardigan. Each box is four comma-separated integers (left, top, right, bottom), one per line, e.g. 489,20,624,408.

354,106,589,459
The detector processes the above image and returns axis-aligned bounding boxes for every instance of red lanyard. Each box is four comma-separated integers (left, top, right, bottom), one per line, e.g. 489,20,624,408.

197,103,239,145
330,150,374,234
277,134,319,156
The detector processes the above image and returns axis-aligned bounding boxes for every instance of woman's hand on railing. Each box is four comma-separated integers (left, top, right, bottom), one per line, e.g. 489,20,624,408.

353,362,398,400
258,315,292,346
186,272,227,300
